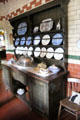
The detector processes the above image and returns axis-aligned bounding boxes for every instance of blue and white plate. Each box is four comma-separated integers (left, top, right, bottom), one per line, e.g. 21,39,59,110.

21,37,26,41
17,22,27,35
26,36,32,45
20,37,26,45
20,40,25,45
33,35,40,45
52,33,63,45
17,27,27,35
15,38,20,46
15,41,19,46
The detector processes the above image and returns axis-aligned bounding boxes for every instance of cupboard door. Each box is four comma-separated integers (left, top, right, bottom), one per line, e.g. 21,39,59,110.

11,70,26,85
31,79,49,115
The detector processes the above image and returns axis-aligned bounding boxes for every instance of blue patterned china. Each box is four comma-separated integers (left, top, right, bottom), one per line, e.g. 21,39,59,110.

26,36,32,45
20,37,26,45
17,22,27,35
15,38,20,46
33,35,40,45
20,40,25,45
52,33,63,45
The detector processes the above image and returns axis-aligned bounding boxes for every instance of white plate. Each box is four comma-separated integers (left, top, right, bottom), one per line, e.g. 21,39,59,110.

42,34,50,45
46,47,54,59
33,35,40,45
40,18,53,32
54,48,64,60
40,47,46,58
17,88,25,95
34,47,40,57
28,47,33,56
33,26,39,33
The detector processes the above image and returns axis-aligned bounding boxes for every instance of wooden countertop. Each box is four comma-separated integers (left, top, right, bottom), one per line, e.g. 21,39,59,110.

2,61,68,84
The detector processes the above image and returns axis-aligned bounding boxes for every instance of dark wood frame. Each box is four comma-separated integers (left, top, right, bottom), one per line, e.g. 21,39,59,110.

9,0,69,71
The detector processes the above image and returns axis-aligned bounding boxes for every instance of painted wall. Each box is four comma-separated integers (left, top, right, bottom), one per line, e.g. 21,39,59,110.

67,0,80,78
0,0,80,80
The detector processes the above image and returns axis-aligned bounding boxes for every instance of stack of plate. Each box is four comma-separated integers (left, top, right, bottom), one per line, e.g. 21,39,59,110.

48,65,60,74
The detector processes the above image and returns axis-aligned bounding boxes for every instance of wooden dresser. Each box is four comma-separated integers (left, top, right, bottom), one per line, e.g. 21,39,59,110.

2,62,68,120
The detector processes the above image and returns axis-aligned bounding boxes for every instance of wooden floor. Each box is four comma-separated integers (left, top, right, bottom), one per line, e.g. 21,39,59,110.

0,69,76,120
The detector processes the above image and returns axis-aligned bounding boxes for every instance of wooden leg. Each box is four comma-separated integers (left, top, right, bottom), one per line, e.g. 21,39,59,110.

58,104,62,120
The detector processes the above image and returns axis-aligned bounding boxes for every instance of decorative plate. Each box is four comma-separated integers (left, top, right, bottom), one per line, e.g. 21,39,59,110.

54,47,64,60
15,38,20,46
15,41,19,46
46,47,54,59
20,37,26,45
34,47,40,57
40,47,46,58
42,34,50,45
33,35,40,45
52,33,63,45
28,47,33,56
22,47,28,55
20,41,25,45
17,22,27,35
26,36,32,45
40,18,53,32
33,26,39,33
21,37,26,41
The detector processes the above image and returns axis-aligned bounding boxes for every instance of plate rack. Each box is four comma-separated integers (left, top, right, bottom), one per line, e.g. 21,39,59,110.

10,0,66,70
